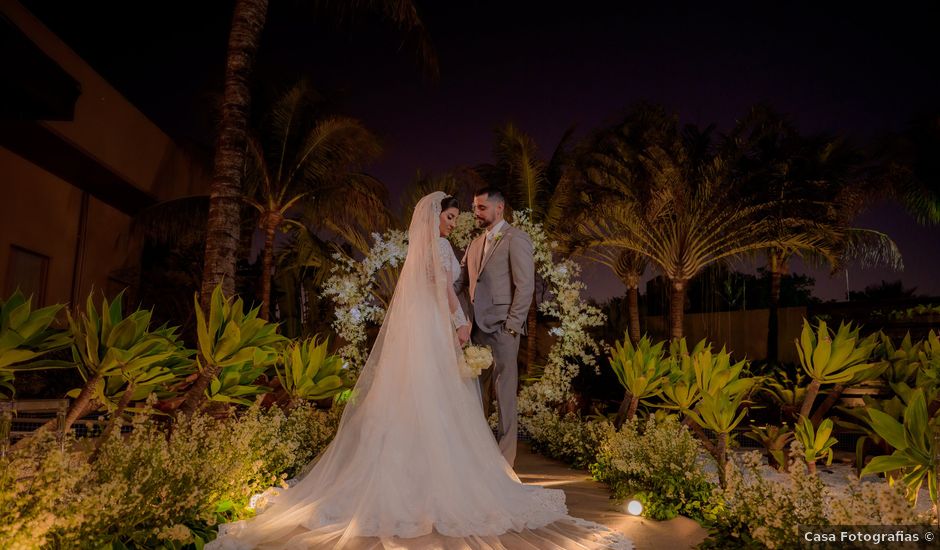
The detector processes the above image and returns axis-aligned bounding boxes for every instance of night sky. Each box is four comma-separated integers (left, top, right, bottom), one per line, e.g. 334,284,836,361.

23,0,940,302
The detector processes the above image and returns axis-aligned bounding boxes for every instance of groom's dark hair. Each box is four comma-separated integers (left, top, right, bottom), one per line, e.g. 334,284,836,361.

474,185,506,205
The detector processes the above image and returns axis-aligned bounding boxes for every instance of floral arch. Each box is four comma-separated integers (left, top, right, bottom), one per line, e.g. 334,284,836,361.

322,210,606,427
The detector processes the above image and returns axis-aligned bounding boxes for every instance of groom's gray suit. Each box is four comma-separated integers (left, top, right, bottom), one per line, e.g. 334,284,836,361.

455,221,535,466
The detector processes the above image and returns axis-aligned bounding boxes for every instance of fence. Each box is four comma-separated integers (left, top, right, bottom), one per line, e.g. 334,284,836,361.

643,307,808,363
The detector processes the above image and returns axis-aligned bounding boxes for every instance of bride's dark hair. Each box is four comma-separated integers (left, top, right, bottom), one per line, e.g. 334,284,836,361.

440,195,459,212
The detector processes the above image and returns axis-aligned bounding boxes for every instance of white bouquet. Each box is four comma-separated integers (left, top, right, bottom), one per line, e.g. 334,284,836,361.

461,344,493,378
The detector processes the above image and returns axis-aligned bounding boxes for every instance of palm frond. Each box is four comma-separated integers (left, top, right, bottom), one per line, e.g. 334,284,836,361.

315,0,439,78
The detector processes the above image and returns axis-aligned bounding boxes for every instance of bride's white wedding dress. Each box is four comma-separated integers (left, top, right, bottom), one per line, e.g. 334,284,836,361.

207,192,632,549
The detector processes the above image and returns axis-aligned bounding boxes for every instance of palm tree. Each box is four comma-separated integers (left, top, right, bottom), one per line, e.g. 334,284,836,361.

572,105,677,342
726,106,902,363
399,168,479,228
882,111,940,225
199,0,438,311
242,81,387,320
475,124,581,369
578,105,814,340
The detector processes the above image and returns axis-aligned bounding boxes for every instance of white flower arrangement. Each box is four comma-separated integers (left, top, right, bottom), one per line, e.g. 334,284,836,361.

462,344,493,378
322,231,408,374
511,210,606,431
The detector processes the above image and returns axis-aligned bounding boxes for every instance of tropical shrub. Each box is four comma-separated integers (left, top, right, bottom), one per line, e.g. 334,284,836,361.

591,414,715,521
0,401,340,549
525,410,614,469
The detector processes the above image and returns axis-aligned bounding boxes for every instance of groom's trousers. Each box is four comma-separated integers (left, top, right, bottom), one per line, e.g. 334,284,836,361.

472,324,520,466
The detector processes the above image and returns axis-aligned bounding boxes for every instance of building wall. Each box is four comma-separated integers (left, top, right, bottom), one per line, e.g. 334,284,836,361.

2,0,208,202
1,0,209,307
0,146,82,305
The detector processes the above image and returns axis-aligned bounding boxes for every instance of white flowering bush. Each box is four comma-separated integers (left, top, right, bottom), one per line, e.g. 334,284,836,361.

705,444,931,549
0,402,341,549
591,414,715,521
525,410,614,469
322,231,408,374
510,211,606,428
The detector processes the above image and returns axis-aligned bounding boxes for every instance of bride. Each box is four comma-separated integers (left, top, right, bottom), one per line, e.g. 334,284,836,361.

207,192,631,549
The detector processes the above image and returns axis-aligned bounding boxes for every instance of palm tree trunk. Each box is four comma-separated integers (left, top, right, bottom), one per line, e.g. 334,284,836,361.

525,300,537,373
259,213,280,320
799,378,822,419
199,0,270,311
810,384,845,427
627,287,640,345
669,279,687,340
767,251,784,364
91,382,136,460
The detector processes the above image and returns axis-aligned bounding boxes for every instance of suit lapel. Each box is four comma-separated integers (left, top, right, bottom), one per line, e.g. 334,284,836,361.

473,234,486,274
480,224,511,273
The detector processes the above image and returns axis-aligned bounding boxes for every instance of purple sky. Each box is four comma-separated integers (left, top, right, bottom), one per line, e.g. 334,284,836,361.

24,0,940,301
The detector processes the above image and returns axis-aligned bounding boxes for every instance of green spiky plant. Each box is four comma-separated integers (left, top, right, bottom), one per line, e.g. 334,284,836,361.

608,333,668,427
761,370,809,423
794,416,837,474
180,284,285,413
275,336,347,409
656,337,758,487
880,332,923,384
862,390,939,519
0,290,72,399
63,292,183,434
745,424,794,471
796,319,879,421
90,325,195,457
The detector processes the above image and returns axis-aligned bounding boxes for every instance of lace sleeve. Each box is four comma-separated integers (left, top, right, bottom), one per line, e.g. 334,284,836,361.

439,239,470,329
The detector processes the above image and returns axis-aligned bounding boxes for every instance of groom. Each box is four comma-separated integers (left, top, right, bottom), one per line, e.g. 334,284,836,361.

455,186,535,466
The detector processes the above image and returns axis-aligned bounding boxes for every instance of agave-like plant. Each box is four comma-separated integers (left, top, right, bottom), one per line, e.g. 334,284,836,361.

63,292,183,433
659,337,759,487
761,370,809,422
0,291,72,398
809,362,888,427
659,357,700,416
915,331,940,415
796,319,879,420
793,416,837,474
180,284,285,413
686,390,749,488
608,333,667,426
862,390,939,515
275,336,347,409
690,346,755,399
90,325,195,458
880,332,923,384
745,424,794,471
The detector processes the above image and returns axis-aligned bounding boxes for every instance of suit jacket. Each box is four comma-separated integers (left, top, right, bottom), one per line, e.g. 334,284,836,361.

454,222,535,335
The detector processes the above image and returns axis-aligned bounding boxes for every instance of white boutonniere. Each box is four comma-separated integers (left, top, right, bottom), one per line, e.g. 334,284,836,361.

491,232,504,244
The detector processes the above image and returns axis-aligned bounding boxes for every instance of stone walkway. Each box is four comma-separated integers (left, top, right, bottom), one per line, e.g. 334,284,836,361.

514,443,708,550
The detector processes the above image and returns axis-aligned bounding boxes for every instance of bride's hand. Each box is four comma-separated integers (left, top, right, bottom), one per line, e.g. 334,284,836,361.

457,324,471,346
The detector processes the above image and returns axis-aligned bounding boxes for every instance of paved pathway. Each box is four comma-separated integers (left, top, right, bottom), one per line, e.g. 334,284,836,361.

514,443,708,549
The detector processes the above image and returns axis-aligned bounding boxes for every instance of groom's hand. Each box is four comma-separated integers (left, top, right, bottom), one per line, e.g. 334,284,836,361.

457,324,471,346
